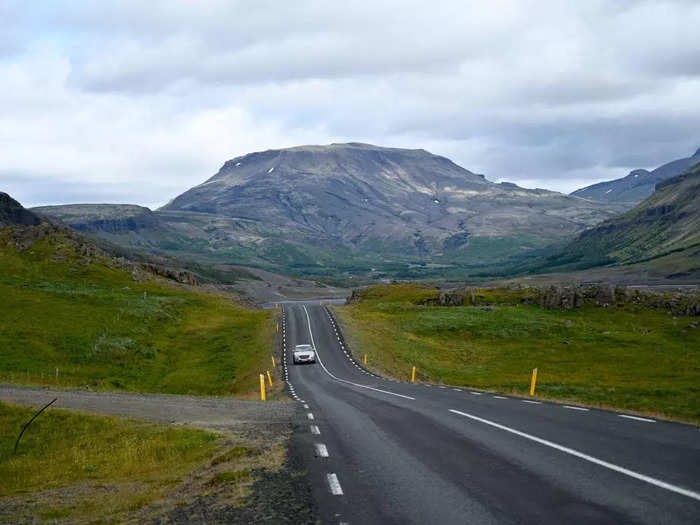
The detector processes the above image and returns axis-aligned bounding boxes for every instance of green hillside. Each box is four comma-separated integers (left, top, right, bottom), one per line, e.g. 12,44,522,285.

537,163,700,273
335,284,700,423
0,223,277,397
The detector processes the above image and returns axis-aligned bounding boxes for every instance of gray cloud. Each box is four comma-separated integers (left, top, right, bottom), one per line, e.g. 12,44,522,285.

1,0,699,208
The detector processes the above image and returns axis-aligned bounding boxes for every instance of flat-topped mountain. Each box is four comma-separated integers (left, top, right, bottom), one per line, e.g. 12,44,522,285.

32,204,161,233
33,143,626,278
162,143,620,257
571,148,700,205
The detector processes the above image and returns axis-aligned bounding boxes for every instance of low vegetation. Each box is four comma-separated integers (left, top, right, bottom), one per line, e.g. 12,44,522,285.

0,402,288,522
0,228,279,397
0,402,217,519
335,284,700,423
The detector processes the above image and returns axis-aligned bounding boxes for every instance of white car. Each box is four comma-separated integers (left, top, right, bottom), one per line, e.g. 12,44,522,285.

293,344,316,364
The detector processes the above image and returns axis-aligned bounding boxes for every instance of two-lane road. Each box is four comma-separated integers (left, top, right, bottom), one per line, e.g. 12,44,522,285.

282,302,700,524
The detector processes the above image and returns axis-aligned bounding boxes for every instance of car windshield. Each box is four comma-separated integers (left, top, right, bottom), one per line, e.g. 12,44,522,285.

295,345,313,352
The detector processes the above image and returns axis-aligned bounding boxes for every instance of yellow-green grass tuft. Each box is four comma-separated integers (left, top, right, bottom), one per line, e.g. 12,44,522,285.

0,402,217,511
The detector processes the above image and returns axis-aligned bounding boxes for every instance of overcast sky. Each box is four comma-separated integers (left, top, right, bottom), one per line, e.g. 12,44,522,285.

2,0,699,208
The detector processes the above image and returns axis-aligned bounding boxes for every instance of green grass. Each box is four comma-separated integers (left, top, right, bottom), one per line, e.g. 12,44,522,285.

0,401,218,515
0,229,277,396
336,284,700,423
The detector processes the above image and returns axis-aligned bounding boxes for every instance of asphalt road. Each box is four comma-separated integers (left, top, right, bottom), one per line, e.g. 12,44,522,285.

283,301,700,524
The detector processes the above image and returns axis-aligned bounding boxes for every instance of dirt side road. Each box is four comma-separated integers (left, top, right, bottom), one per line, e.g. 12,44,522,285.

0,384,294,435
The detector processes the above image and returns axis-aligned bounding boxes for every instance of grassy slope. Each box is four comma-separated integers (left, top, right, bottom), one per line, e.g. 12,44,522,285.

0,402,285,522
0,228,278,397
0,402,217,516
529,165,700,273
335,285,700,423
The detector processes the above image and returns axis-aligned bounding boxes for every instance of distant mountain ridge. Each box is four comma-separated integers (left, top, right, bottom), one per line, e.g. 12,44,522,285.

571,148,700,204
33,204,160,233
33,143,627,278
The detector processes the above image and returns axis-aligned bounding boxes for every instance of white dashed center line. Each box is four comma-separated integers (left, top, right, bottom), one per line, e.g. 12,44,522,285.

327,473,344,495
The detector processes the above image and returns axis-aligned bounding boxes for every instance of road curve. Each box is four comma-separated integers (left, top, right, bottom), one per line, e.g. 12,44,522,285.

283,302,700,524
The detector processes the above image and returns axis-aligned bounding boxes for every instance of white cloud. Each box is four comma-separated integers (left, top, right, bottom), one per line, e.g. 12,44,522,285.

1,0,699,207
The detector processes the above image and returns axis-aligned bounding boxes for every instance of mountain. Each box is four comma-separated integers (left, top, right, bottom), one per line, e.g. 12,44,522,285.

0,192,41,227
145,143,622,275
571,148,700,204
164,143,619,248
32,203,162,233
32,144,625,279
535,162,700,274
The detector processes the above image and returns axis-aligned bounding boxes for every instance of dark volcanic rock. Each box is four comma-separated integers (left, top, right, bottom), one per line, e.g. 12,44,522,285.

0,193,41,227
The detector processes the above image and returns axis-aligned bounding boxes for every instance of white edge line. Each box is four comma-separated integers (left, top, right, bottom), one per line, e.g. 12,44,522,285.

302,305,414,401
310,425,320,435
307,412,314,420
522,400,541,404
327,473,344,495
619,414,656,423
449,409,700,502
315,443,329,457
564,405,589,411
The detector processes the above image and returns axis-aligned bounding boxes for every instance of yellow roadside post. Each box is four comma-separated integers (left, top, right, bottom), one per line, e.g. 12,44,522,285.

272,356,276,368
530,368,538,396
260,374,266,401
363,354,368,365
267,370,273,387
411,366,416,383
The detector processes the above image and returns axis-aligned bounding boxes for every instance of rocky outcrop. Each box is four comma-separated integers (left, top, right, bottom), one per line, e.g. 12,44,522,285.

140,263,199,286
410,284,700,316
